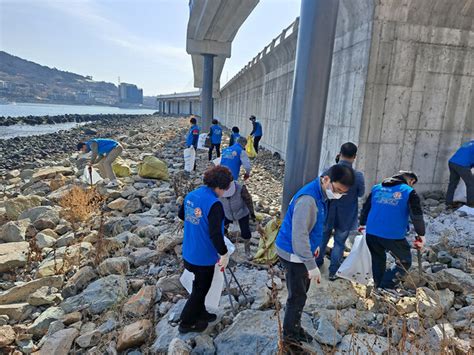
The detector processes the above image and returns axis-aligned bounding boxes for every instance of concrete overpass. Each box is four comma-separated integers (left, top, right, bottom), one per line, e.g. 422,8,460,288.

156,91,200,116
186,0,259,130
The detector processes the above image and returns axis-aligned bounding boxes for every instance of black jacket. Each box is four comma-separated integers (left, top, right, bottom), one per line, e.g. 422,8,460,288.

360,175,425,236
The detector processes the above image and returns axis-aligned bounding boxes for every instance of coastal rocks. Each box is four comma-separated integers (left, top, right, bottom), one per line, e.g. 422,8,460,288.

168,338,192,355
0,275,63,304
434,268,474,293
60,275,127,314
30,166,74,182
0,325,16,347
122,285,156,317
314,316,342,346
0,303,33,321
129,248,161,267
5,195,42,220
27,286,62,306
416,287,444,320
336,334,389,354
98,257,130,276
38,328,79,354
62,266,97,298
18,206,60,231
116,319,153,352
28,306,64,336
156,231,183,253
0,241,29,272
0,219,29,242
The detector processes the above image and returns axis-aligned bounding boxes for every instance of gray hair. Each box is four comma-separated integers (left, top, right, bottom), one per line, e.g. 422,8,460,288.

237,136,247,147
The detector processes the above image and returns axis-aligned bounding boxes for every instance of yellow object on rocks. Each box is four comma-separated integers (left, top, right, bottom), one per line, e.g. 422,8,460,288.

253,217,281,265
246,136,257,159
138,156,169,180
113,157,131,177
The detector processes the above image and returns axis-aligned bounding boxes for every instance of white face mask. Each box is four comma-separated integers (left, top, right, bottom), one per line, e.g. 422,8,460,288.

325,188,343,200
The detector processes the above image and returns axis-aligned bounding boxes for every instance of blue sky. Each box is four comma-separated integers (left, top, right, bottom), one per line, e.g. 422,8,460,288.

0,0,300,96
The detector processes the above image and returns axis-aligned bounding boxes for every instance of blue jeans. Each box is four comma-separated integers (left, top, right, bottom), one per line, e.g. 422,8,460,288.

365,233,412,289
316,227,350,276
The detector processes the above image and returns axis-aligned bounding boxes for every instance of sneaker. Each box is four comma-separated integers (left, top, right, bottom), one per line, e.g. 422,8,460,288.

178,320,208,334
328,273,338,282
199,311,217,322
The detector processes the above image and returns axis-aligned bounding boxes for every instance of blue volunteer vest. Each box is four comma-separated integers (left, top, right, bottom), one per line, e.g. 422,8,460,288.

210,124,223,144
186,125,200,147
183,186,224,266
366,183,413,239
220,143,243,180
254,122,263,137
276,180,327,256
86,138,118,156
230,132,241,145
449,140,474,168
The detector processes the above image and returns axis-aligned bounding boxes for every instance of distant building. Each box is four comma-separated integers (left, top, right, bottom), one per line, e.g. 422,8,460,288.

119,83,143,104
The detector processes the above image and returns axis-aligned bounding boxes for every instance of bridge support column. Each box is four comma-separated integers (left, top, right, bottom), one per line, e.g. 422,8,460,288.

201,53,215,131
282,0,340,214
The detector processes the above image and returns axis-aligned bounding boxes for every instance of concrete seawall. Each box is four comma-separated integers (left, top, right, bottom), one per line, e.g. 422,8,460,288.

214,0,474,193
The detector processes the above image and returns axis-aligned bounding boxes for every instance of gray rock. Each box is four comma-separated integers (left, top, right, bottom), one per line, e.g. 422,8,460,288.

424,323,455,350
450,258,464,270
314,316,342,346
435,268,474,293
28,286,62,306
55,233,75,248
28,306,65,336
61,275,127,314
98,257,130,276
62,266,97,298
39,328,79,354
5,195,42,220
437,251,453,264
35,232,57,249
129,248,161,267
97,318,120,334
137,225,161,239
416,287,444,320
19,206,59,224
16,338,35,354
75,329,102,348
168,338,192,355
0,219,29,242
168,299,187,323
192,334,215,355
156,275,186,294
336,333,389,354
0,241,29,273
156,231,183,253
123,198,142,215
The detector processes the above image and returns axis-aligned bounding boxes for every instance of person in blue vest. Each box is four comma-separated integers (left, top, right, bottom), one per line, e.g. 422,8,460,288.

186,116,200,150
446,140,474,207
359,171,425,290
249,115,263,153
229,126,240,147
77,138,123,187
220,137,251,181
316,142,365,281
208,119,223,161
177,166,233,333
276,165,354,346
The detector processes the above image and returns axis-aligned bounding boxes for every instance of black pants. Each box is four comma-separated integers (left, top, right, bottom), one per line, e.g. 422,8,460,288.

279,257,310,337
366,233,412,289
208,143,221,161
179,260,214,326
253,136,261,153
446,161,474,206
224,214,251,240
192,144,198,171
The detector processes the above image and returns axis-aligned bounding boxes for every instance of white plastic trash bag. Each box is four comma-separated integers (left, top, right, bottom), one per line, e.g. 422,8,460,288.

453,168,473,203
212,157,221,166
180,237,235,309
336,234,374,286
197,133,208,150
184,147,196,172
81,166,103,185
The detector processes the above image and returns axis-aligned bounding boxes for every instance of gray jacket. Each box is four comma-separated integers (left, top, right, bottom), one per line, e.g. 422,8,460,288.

220,183,250,221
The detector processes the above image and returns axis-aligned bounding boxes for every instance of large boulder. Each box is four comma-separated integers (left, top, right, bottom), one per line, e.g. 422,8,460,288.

116,319,153,352
39,328,79,354
5,195,42,220
0,325,15,347
416,287,444,319
28,306,64,336
156,231,183,253
434,268,474,293
0,219,29,242
31,166,74,182
214,310,320,355
0,241,29,273
0,275,63,304
60,275,127,314
27,286,63,306
122,285,156,317
0,303,33,321
97,257,130,276
314,316,342,346
18,206,60,231
62,266,97,298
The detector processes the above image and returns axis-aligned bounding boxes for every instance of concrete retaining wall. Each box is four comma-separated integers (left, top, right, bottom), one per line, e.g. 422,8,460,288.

213,0,474,193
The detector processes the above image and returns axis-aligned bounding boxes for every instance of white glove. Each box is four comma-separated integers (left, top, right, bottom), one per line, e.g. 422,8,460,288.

218,253,229,271
308,267,321,284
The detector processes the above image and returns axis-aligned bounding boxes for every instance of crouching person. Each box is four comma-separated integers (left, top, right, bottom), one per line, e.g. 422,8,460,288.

359,171,425,290
177,166,233,333
220,180,256,258
276,165,354,346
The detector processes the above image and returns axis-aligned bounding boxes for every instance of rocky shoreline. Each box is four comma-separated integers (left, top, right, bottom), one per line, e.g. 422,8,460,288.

0,115,472,354
0,113,154,127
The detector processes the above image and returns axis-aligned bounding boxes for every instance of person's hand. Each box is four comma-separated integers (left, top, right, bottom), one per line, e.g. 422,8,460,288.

218,253,229,271
414,235,425,250
358,226,366,234
243,173,250,181
308,267,321,284
313,246,320,258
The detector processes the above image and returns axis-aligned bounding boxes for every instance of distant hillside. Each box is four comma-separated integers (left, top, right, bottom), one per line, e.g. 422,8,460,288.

0,51,118,106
